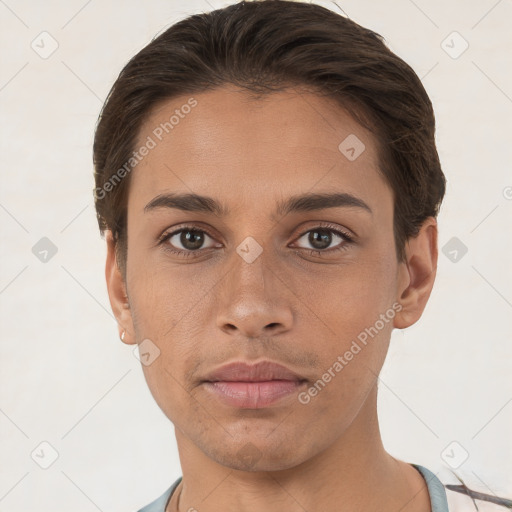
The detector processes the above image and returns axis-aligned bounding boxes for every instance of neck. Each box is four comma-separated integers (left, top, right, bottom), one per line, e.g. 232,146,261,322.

169,385,430,512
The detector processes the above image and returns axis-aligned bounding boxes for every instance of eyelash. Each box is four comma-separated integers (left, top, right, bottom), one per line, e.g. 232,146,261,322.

157,223,354,259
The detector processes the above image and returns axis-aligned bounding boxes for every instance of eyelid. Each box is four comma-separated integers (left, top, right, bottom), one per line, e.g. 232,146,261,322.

294,221,355,242
157,221,355,256
158,222,218,242
158,222,353,242
158,224,220,248
288,224,354,257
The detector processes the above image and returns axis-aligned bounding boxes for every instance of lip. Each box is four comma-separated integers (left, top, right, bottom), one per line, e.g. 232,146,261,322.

201,361,307,409
203,360,305,382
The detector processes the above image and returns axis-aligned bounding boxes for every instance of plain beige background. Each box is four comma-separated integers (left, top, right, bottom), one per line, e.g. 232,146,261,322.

0,1,511,510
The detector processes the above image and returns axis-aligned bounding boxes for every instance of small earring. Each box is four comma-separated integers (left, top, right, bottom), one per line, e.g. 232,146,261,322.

121,330,126,341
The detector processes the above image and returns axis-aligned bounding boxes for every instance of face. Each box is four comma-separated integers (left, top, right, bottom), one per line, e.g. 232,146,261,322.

107,84,433,471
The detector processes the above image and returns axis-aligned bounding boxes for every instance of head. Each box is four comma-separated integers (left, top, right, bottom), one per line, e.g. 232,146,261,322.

94,0,445,471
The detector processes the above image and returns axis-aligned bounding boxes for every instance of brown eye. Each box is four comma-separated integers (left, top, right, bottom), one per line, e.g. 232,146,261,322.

160,227,219,255
176,229,206,250
295,228,350,252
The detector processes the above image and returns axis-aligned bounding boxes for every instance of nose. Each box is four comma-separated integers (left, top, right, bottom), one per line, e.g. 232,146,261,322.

215,248,294,339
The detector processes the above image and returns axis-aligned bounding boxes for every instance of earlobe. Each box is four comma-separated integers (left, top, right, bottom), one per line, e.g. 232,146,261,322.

393,218,438,330
105,230,136,345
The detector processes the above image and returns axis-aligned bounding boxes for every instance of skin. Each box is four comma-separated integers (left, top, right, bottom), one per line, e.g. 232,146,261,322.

105,84,438,512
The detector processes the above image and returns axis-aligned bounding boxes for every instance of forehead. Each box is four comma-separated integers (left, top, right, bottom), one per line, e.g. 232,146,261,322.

129,85,391,217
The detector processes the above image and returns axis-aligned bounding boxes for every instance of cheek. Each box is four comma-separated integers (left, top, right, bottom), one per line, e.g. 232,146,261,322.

128,234,398,408
127,253,211,336
302,253,398,385
127,260,216,407
128,240,398,361
306,254,397,335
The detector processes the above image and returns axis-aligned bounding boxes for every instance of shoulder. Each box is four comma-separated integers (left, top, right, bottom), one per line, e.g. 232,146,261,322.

413,462,511,512
412,464,450,511
136,477,182,512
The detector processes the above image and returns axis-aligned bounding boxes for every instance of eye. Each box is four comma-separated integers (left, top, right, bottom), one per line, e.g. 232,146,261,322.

157,223,354,259
159,226,220,256
293,225,354,255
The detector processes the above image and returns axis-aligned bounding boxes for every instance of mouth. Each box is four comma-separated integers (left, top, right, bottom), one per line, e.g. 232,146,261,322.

201,360,308,409
202,380,307,408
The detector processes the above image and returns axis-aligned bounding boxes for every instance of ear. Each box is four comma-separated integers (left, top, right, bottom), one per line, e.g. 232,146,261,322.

393,217,438,329
105,230,136,345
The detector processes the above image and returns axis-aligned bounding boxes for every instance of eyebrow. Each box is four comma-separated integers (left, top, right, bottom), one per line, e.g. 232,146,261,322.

143,191,373,218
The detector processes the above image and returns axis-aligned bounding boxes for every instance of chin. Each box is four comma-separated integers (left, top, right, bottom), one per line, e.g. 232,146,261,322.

204,437,308,473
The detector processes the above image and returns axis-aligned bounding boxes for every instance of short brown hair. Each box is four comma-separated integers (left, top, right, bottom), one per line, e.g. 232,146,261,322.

93,0,446,276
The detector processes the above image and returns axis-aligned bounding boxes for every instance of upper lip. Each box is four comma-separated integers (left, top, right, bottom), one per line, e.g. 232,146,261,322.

202,361,306,382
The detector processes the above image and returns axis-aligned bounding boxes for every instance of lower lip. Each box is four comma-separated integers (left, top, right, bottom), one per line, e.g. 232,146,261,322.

203,380,305,408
